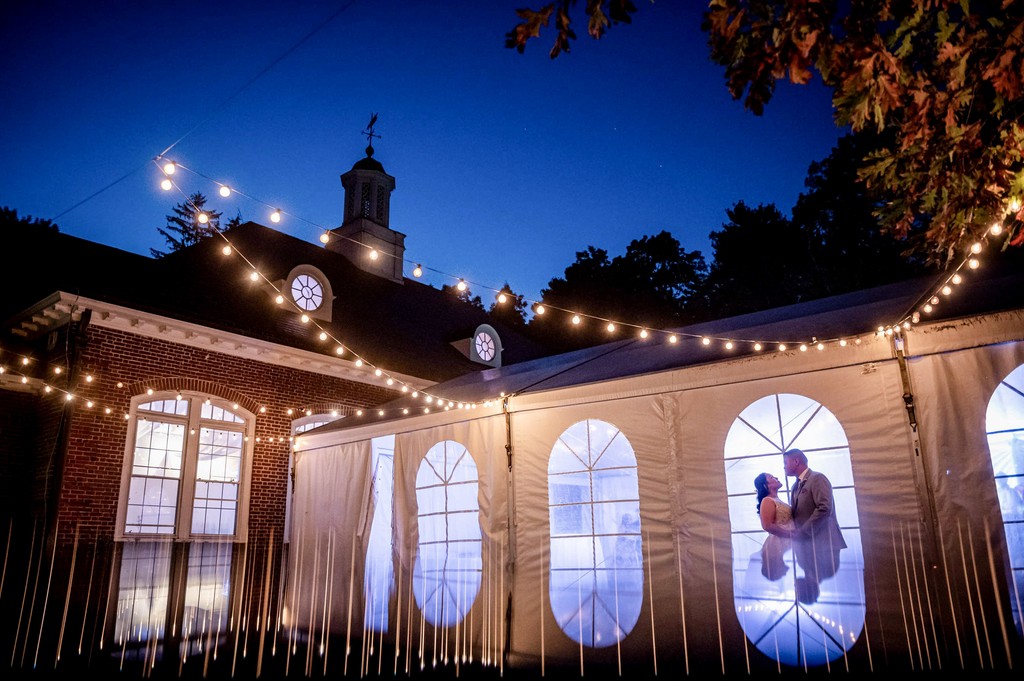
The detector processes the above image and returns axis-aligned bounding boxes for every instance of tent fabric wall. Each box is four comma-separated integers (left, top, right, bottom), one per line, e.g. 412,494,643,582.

287,441,374,640
391,416,510,667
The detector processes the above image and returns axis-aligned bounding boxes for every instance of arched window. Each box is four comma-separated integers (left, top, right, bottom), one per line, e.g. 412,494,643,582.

413,440,482,627
986,363,1024,637
548,419,643,647
365,435,395,632
118,392,254,540
725,393,864,666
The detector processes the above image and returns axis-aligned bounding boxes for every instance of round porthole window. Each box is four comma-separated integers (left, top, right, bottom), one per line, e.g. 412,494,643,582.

474,331,496,362
290,273,324,311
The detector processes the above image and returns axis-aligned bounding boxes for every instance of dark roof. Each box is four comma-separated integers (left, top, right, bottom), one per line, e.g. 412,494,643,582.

2,221,549,382
309,257,1024,435
351,156,386,173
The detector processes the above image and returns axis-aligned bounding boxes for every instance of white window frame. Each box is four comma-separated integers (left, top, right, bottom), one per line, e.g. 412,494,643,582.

114,390,255,542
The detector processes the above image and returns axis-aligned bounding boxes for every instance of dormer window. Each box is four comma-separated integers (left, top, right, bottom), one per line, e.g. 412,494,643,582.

469,324,502,368
284,265,333,322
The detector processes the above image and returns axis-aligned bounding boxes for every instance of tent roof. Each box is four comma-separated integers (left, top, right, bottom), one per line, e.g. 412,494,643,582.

309,256,1024,436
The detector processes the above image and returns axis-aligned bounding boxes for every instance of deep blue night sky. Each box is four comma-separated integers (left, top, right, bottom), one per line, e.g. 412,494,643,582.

0,1,843,304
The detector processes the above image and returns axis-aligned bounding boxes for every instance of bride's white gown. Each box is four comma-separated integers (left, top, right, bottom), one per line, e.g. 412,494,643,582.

761,497,794,581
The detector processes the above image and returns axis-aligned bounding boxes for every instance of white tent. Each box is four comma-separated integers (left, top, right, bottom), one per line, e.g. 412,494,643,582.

290,264,1024,676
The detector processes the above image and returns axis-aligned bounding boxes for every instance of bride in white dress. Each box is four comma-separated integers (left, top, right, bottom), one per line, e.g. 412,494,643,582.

754,472,794,581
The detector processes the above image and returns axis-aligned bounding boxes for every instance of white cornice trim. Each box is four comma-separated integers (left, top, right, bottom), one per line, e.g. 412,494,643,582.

39,292,433,390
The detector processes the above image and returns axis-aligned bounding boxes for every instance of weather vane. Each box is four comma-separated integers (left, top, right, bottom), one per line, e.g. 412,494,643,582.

362,113,380,155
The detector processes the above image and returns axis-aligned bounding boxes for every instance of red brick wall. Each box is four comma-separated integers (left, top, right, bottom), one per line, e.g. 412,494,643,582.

55,325,399,548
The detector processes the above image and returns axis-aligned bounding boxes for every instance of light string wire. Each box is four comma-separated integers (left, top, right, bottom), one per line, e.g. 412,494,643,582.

155,157,1023,357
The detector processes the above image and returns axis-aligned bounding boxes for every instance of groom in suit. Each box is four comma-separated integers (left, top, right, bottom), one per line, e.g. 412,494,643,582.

784,448,847,601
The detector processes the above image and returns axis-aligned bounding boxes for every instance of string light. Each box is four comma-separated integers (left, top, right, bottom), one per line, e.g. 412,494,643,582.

222,245,232,255
161,179,173,191
497,293,508,304
162,161,176,175
270,209,282,224
639,329,649,339
606,323,615,332
197,213,209,224
456,279,467,292
275,294,284,304
701,337,710,346
571,314,581,325
669,335,678,344
413,264,423,277
320,232,330,244
219,186,231,198
250,271,260,281
369,249,379,260
951,274,962,285
969,258,980,269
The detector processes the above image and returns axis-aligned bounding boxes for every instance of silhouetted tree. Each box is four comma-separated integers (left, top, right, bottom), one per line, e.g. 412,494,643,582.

532,231,706,350
441,283,485,311
1,206,59,233
488,282,528,329
152,193,222,257
699,202,812,318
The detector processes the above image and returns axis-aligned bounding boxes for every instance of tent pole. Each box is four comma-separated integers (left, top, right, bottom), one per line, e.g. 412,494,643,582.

893,333,942,567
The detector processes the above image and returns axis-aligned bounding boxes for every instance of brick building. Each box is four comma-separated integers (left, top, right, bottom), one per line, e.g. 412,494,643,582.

0,147,545,677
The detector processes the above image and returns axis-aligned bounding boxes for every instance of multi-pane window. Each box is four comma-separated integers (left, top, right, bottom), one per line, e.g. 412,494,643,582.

119,393,253,541
724,393,864,667
413,440,482,627
986,363,1024,636
548,419,643,647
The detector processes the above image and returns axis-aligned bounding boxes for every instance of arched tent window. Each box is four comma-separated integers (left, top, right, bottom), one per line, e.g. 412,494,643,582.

986,363,1024,636
413,440,482,627
724,393,864,666
365,435,395,632
548,419,643,647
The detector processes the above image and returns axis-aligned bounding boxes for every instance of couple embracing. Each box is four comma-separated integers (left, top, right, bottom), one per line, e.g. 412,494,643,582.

753,449,846,603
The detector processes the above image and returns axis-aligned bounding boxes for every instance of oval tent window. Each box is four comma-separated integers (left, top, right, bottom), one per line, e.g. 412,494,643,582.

985,362,1024,637
724,393,865,666
548,419,643,647
413,440,482,627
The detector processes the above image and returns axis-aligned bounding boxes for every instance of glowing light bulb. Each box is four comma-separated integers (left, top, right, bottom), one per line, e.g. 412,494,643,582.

355,359,363,367
356,410,363,416
701,337,710,346
535,305,545,315
305,409,312,416
331,410,338,417
885,327,894,336
21,377,27,384
250,271,259,281
320,232,330,244
386,378,394,386
639,329,649,339
778,344,787,351
65,393,73,402
754,343,762,351
378,410,384,416
930,296,940,305
991,223,1003,236
259,406,267,413
275,294,284,304
606,323,615,332
669,335,678,344
105,407,111,414
497,293,507,304
412,391,418,398
969,258,980,269
160,178,172,191
902,321,911,330
197,213,209,224
1009,197,1022,213
571,314,581,325
951,273,962,285
403,408,409,414
54,366,62,374
725,341,733,350
219,186,231,197
413,264,423,277
839,339,847,347
44,385,52,393
369,249,379,260
21,357,29,365
86,401,93,408
912,312,920,324
456,279,467,292
426,396,434,404
817,343,825,351
287,408,294,415
424,408,430,414
163,162,176,175
222,245,232,255
924,303,933,313
175,392,182,400
402,386,409,393
146,388,154,395
374,368,382,377
300,314,309,323
970,242,982,254
941,285,952,296
319,332,328,341
799,344,808,352
270,210,282,223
